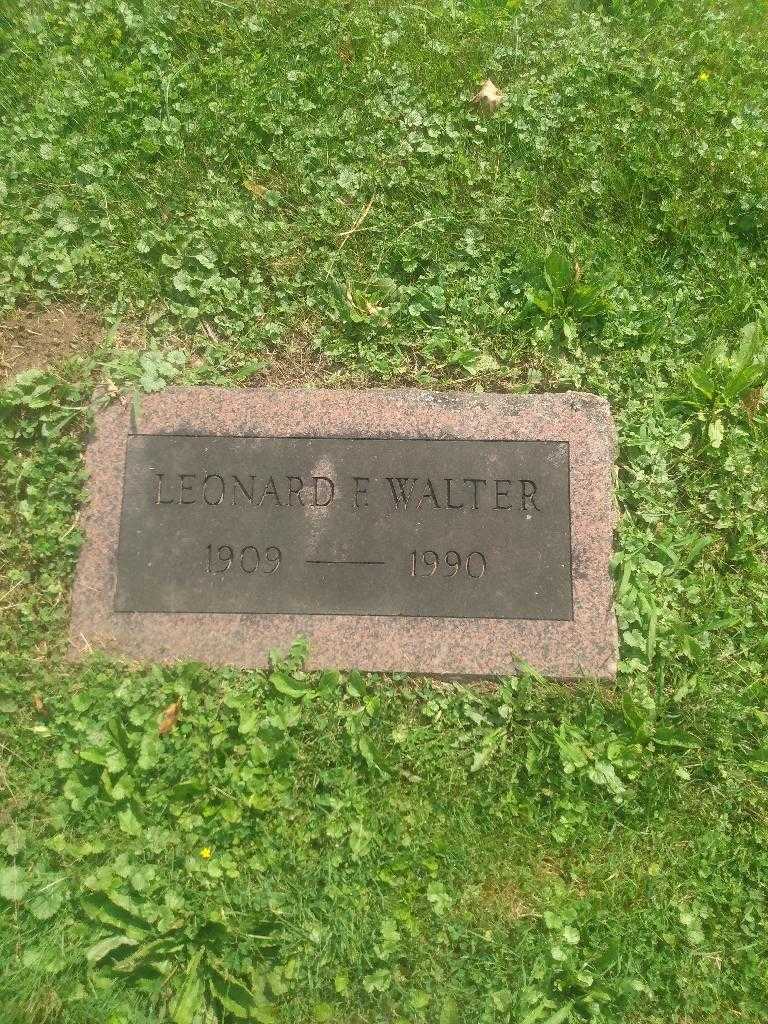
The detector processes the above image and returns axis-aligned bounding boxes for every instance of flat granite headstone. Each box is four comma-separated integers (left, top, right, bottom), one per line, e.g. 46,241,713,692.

70,388,617,679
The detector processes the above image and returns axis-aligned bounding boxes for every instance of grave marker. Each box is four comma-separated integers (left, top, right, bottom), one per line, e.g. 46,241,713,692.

70,388,617,678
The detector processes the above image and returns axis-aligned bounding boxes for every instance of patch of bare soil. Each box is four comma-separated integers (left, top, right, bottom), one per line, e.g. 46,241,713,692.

252,322,375,390
0,305,104,383
473,878,534,922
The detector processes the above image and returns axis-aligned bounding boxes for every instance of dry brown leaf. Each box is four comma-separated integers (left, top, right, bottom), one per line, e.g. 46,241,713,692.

742,386,763,421
472,79,504,112
33,693,48,716
158,700,182,736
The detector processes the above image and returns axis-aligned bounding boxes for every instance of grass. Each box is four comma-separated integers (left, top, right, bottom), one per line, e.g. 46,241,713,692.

1,0,768,1020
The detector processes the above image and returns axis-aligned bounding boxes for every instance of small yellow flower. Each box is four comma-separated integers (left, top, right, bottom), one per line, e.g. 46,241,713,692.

199,847,212,859
698,71,710,82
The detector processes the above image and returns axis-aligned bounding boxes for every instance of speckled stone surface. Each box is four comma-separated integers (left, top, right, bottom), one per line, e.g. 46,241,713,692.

69,388,618,679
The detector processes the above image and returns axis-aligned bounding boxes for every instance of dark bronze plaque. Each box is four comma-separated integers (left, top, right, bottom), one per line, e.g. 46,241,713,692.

115,435,573,620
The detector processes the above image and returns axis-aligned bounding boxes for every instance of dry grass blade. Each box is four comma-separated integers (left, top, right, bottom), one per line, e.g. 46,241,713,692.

337,196,375,249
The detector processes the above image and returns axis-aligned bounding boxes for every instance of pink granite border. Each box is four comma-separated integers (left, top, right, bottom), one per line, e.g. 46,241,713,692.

69,388,618,679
